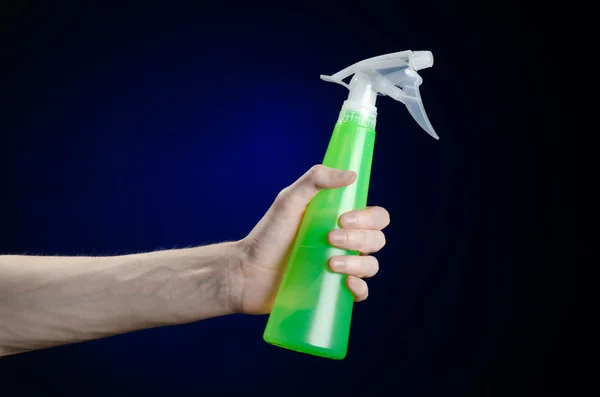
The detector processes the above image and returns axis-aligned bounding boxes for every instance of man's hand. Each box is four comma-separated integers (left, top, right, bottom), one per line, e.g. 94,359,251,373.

229,164,390,314
0,164,389,356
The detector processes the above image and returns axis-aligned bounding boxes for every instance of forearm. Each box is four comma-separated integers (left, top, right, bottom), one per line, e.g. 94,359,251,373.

0,241,244,357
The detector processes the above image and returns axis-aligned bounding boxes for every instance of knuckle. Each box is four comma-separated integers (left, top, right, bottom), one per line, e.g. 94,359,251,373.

274,186,307,212
276,186,290,200
349,230,366,245
347,230,367,244
307,164,326,181
274,187,290,207
353,214,363,227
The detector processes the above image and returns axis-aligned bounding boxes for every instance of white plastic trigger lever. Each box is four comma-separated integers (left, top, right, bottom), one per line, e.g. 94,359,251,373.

320,50,439,140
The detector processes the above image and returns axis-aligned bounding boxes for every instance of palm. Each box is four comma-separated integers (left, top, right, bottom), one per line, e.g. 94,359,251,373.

239,193,308,314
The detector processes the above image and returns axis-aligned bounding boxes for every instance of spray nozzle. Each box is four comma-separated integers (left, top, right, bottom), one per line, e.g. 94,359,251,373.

320,50,439,139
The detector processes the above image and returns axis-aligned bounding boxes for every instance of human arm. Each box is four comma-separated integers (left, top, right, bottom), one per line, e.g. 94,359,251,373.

0,164,390,357
0,242,243,357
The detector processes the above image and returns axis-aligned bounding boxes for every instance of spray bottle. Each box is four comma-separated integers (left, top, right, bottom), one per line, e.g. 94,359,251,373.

263,50,439,359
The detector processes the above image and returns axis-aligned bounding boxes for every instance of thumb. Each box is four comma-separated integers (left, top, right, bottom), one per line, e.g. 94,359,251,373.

275,164,356,211
243,165,355,260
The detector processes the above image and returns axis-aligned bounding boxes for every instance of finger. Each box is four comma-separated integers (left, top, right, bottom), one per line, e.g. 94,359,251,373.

328,255,379,278
248,166,356,252
346,276,369,302
339,206,391,230
328,229,386,254
276,165,356,209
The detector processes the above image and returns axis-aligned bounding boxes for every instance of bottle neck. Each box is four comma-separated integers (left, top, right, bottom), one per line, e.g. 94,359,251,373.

338,73,378,129
337,105,377,130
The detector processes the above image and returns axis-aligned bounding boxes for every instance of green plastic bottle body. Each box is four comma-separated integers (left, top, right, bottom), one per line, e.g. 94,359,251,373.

263,115,376,359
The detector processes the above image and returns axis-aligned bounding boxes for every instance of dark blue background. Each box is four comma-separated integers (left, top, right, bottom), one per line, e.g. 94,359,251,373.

1,1,571,396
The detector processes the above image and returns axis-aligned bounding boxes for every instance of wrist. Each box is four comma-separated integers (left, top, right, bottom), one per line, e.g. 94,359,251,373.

222,239,248,315
213,240,247,316
133,242,248,326
184,241,248,321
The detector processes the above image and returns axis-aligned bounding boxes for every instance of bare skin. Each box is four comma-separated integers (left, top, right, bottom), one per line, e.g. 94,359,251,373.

0,165,389,357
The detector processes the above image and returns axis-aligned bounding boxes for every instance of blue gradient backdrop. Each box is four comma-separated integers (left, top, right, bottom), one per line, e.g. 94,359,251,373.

1,1,569,396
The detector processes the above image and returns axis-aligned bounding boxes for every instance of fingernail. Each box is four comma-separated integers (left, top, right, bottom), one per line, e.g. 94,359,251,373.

331,258,346,271
344,214,358,226
335,170,349,179
329,230,346,244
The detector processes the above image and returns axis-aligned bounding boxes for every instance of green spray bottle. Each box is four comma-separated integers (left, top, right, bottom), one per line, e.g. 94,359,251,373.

263,50,439,359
